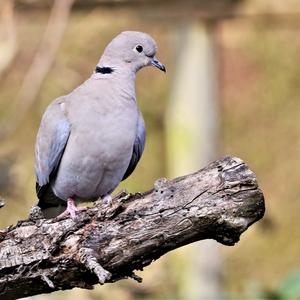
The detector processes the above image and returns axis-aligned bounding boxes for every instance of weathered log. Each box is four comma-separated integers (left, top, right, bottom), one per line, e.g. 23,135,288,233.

0,156,265,299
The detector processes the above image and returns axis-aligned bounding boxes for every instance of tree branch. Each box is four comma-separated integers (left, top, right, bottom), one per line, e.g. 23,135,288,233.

0,156,265,299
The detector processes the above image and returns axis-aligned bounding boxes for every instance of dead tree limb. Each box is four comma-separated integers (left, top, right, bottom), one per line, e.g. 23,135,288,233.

0,156,265,299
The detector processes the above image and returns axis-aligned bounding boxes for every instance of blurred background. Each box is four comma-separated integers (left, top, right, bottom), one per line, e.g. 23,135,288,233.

1,0,300,299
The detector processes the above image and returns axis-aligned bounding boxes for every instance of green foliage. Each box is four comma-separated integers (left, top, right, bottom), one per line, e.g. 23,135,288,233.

277,270,300,300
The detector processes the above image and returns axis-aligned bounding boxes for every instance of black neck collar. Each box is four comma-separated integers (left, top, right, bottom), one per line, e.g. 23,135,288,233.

95,66,114,74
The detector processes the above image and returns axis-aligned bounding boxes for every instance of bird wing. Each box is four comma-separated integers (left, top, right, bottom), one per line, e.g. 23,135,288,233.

35,98,71,197
122,111,146,181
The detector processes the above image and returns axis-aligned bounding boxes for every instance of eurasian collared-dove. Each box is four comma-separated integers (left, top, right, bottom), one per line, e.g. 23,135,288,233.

35,31,165,219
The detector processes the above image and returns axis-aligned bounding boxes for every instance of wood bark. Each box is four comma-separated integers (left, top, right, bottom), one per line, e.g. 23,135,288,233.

0,156,265,299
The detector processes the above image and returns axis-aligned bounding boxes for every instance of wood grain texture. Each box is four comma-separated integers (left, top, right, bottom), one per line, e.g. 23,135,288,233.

0,156,265,299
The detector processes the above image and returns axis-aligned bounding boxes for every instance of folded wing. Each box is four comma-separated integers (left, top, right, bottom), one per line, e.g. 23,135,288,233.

35,98,71,198
122,111,146,181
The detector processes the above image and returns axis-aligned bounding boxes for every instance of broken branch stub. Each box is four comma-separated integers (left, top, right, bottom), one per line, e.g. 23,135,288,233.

0,156,265,299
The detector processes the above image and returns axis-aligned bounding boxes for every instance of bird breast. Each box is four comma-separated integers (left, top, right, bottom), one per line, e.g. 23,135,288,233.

52,91,138,202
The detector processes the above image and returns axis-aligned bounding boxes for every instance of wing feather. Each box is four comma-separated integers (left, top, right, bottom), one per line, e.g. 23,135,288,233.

122,111,146,181
35,98,70,190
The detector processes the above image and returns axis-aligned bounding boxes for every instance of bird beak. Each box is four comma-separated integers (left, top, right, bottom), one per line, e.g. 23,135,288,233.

151,57,166,72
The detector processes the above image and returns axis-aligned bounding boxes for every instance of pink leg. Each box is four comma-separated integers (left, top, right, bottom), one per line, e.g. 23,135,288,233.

103,194,113,206
58,198,86,220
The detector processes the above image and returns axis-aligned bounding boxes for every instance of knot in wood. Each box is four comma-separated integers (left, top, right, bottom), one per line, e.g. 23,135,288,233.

154,178,168,190
28,206,44,221
154,178,170,201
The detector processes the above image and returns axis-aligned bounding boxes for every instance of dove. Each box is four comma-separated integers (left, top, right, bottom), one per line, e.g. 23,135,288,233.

35,31,165,219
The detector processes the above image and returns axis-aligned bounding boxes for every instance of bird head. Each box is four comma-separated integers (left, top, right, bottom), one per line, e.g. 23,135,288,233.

98,31,166,73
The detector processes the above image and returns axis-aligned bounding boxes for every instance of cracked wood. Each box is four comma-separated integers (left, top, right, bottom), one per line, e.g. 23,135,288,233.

0,156,265,299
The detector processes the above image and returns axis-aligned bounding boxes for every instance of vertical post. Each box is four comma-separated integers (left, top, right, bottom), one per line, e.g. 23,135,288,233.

166,21,221,299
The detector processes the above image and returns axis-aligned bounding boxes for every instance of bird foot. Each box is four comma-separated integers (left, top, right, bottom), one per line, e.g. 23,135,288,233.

103,194,113,206
57,198,87,220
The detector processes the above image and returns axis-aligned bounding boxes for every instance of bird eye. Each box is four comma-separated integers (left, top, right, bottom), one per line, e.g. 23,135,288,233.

135,45,143,53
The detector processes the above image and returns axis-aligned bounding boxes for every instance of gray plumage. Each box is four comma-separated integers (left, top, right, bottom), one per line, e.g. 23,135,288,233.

35,31,165,218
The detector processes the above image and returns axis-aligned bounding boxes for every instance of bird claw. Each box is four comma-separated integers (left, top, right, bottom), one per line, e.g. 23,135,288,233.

103,194,113,206
57,198,87,220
